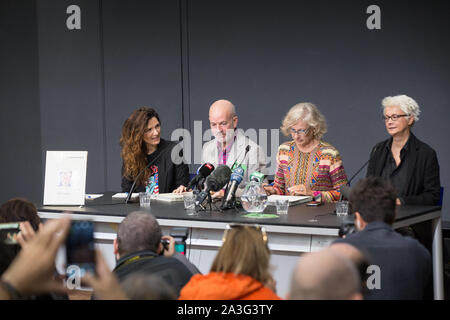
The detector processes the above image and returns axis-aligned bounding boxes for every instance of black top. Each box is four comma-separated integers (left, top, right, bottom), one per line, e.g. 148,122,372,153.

380,138,410,200
334,221,431,300
121,138,190,194
367,133,441,205
113,250,196,296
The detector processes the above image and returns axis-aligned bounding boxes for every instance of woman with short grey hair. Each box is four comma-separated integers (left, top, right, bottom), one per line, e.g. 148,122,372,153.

265,103,348,203
367,94,440,206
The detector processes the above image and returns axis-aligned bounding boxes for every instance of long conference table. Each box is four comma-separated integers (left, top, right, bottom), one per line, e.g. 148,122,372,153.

38,192,444,299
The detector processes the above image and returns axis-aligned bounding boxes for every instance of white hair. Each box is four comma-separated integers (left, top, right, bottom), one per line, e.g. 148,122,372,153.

280,102,327,139
381,95,421,122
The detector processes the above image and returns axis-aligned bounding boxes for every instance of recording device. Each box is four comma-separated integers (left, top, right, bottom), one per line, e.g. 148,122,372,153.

125,141,181,203
65,220,96,276
170,227,189,255
249,171,265,183
195,165,232,208
221,166,245,210
160,238,170,252
0,222,21,245
338,214,357,238
187,163,215,191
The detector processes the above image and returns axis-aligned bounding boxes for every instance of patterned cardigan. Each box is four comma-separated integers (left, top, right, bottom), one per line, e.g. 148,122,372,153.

273,140,348,202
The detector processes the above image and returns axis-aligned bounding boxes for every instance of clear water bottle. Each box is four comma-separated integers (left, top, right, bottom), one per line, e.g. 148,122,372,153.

240,180,268,213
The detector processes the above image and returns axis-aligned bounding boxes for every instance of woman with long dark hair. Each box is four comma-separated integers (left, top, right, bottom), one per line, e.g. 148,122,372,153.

120,107,189,194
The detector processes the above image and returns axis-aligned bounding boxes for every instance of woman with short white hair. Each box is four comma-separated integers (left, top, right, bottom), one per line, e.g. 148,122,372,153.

366,94,440,205
264,103,348,203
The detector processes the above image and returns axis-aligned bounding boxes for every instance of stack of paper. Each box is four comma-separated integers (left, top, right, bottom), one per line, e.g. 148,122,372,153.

267,195,312,206
152,192,193,202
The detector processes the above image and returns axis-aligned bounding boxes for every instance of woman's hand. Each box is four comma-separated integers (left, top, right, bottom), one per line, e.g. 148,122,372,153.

82,250,128,300
287,184,313,196
1,217,71,297
173,185,187,193
262,184,277,195
16,221,41,247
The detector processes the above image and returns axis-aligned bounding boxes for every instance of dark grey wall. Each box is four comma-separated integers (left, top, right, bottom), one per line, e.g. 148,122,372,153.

0,0,42,203
1,0,449,221
37,0,106,193
101,0,183,191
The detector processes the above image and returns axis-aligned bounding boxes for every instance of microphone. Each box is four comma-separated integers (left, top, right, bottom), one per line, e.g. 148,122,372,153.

221,167,245,209
339,145,379,201
125,141,180,204
249,171,265,183
195,165,232,207
187,163,215,191
231,145,251,170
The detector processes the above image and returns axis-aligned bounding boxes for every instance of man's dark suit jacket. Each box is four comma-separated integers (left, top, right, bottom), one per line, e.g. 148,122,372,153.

366,133,440,205
334,221,431,300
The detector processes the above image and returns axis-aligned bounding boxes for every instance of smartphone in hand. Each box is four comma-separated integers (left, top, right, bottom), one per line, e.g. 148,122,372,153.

65,220,96,279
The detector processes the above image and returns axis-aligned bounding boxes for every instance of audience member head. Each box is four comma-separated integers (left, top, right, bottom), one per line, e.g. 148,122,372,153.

211,224,273,287
329,243,371,294
349,177,397,230
120,273,177,300
209,99,238,146
114,211,162,259
289,249,363,300
0,198,41,231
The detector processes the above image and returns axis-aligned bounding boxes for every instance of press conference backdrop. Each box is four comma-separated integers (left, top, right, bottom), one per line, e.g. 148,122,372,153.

0,0,449,223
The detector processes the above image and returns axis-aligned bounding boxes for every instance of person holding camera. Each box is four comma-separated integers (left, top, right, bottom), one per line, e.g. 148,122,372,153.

112,211,199,297
333,177,431,299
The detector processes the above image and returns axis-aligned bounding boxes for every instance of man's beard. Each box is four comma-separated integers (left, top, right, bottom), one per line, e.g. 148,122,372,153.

214,128,235,145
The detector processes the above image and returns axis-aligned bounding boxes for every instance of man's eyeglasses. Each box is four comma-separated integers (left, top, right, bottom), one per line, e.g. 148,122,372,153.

382,114,409,122
290,127,310,136
210,121,230,129
222,223,268,244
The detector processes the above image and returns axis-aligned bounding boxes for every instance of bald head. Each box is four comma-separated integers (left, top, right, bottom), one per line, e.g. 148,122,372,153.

289,249,362,300
209,100,238,145
329,243,364,263
329,243,371,288
209,99,236,118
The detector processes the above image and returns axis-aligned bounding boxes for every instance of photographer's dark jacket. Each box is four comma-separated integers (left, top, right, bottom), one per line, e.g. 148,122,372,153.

113,250,198,296
366,133,440,205
334,221,431,300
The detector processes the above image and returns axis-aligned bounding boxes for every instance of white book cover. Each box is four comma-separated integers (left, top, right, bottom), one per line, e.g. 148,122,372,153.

43,151,88,205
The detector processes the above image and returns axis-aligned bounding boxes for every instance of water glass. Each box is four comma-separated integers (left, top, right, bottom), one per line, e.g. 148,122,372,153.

139,192,152,208
275,198,289,215
183,193,196,215
335,200,349,216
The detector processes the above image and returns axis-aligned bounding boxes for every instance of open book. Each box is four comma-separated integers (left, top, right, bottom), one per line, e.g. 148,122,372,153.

267,195,312,206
